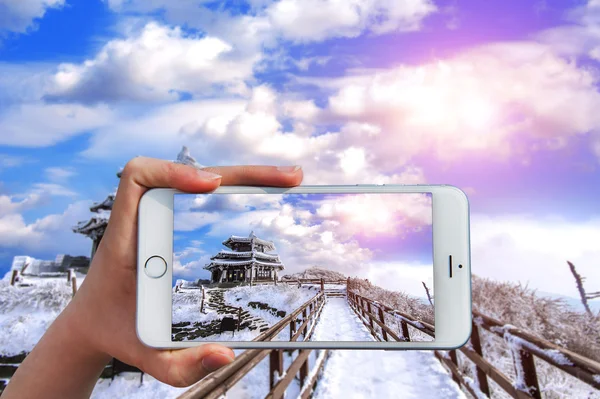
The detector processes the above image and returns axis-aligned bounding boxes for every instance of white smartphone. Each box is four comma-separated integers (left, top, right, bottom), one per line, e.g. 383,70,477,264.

137,185,471,350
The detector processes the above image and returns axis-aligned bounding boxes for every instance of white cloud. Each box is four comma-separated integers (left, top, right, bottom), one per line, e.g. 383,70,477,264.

266,0,436,42
174,211,222,232
46,22,258,103
471,214,600,298
31,183,77,197
78,83,429,185
366,261,433,298
0,193,43,217
0,103,113,147
537,0,600,60
0,155,28,170
0,182,76,218
0,0,65,35
104,0,436,44
0,201,90,255
313,192,432,238
45,167,76,182
293,56,331,71
317,41,600,168
82,99,246,159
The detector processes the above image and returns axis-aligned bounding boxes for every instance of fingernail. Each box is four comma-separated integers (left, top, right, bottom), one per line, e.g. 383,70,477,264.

276,165,302,173
197,169,222,181
201,351,234,372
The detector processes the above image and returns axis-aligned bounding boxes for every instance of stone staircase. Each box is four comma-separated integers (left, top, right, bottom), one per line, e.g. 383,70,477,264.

172,289,272,341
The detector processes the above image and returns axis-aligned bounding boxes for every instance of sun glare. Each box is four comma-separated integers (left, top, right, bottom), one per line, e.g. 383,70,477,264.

396,63,497,133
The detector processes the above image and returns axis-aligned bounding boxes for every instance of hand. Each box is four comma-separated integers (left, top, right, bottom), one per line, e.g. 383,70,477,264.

3,158,303,398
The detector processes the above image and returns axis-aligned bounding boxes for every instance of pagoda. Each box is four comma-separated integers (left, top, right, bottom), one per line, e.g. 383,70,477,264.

205,232,285,284
73,191,115,259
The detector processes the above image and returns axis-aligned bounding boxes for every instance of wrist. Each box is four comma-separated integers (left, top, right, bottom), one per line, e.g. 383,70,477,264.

57,303,113,365
58,292,113,366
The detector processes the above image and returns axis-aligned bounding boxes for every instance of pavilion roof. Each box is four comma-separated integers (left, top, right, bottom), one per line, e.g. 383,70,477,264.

204,259,284,270
90,193,115,213
212,250,280,261
73,213,109,237
222,232,276,252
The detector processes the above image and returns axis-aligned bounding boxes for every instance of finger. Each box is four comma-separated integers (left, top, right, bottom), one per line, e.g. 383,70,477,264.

140,344,235,387
201,165,303,187
103,157,223,253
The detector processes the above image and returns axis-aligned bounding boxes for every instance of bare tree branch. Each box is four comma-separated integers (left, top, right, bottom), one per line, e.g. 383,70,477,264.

422,281,434,307
567,261,593,316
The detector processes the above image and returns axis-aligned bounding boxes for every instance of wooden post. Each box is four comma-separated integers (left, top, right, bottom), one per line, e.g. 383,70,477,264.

320,278,324,292
71,276,78,296
302,308,308,337
299,356,309,388
366,302,375,330
400,320,410,342
200,286,205,314
290,320,296,341
513,347,541,399
470,322,490,396
378,307,388,341
237,307,242,331
269,349,284,389
10,270,18,286
448,350,461,385
360,298,367,318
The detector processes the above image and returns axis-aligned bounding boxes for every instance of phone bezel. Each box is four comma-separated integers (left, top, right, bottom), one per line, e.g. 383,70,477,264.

137,185,472,349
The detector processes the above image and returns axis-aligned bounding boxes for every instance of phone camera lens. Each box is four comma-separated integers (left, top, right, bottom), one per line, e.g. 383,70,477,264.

458,264,463,269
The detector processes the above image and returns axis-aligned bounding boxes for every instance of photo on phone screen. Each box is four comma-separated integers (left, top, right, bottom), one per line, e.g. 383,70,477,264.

172,192,435,342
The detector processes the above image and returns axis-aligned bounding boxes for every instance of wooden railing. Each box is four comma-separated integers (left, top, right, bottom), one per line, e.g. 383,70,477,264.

178,292,328,399
347,290,600,398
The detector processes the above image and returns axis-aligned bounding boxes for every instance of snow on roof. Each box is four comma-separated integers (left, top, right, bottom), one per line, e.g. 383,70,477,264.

222,233,276,252
175,146,205,169
204,259,284,270
213,250,280,261
90,194,115,213
73,213,109,237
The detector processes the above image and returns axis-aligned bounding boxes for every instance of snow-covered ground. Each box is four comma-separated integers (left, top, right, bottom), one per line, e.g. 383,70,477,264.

223,284,317,324
92,374,186,399
311,298,464,399
172,284,318,342
0,272,85,356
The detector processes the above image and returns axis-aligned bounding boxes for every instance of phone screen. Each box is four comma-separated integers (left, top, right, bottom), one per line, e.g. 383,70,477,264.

172,192,435,342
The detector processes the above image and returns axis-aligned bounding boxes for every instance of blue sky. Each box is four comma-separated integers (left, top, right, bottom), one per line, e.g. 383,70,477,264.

0,0,599,299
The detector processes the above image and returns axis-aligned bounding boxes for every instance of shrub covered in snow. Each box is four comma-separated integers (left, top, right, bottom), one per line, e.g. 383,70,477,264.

0,278,73,356
460,276,600,399
472,276,600,361
347,277,434,342
281,266,346,281
347,277,434,324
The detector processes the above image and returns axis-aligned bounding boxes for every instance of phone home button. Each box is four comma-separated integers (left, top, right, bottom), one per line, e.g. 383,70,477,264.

145,256,167,278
